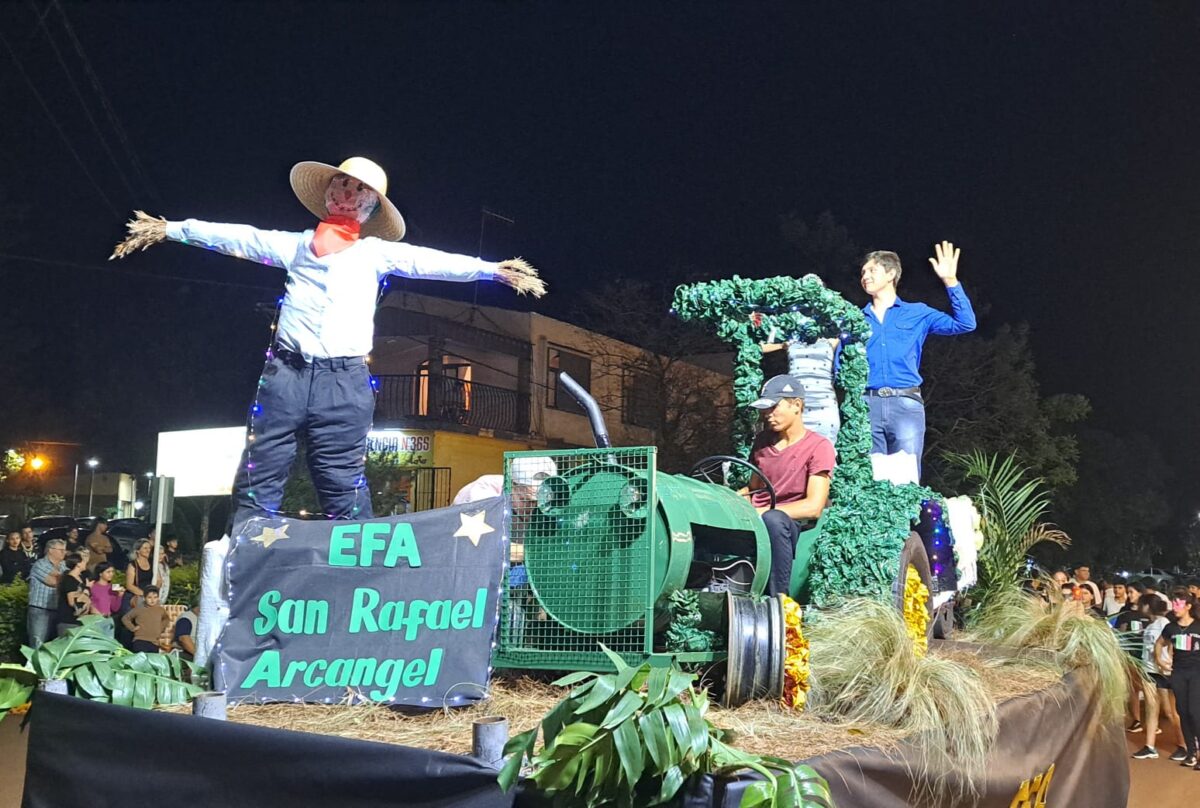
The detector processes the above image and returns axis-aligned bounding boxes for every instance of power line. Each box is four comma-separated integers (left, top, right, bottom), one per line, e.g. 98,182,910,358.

0,25,120,216
52,0,160,204
26,0,140,200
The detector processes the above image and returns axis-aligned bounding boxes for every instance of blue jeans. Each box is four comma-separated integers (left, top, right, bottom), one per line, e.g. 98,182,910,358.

761,510,800,597
867,394,926,477
26,606,55,648
230,355,376,533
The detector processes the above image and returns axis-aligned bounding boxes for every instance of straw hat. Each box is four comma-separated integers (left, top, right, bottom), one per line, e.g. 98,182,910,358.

289,156,406,241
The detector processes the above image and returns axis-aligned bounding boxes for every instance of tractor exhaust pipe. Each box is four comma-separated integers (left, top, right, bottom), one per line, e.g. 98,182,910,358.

559,372,612,448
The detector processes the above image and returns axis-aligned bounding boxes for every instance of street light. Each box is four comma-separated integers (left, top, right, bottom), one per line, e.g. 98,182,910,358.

28,455,47,471
86,458,99,517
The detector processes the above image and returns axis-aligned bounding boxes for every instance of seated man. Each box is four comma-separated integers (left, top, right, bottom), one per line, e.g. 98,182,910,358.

739,374,835,596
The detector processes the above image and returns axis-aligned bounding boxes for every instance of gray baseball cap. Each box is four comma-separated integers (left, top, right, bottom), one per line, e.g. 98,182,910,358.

750,374,806,409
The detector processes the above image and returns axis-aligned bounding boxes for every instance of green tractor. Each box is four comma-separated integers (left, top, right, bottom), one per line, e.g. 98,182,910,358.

492,276,960,705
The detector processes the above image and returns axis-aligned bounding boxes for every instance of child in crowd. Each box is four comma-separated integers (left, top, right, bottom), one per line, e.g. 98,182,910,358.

1156,590,1200,769
1132,597,1187,761
121,585,169,654
87,563,123,617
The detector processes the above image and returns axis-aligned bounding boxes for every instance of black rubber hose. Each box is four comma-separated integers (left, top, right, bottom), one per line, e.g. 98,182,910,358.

559,371,612,448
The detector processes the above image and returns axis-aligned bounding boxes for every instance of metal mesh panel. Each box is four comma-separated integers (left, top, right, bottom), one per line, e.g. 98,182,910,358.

494,447,658,671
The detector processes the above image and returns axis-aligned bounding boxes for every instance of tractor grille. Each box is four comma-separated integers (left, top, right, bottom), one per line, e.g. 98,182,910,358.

495,446,657,671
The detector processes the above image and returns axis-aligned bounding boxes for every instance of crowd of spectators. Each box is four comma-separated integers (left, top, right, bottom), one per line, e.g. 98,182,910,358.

1042,566,1200,770
0,521,195,659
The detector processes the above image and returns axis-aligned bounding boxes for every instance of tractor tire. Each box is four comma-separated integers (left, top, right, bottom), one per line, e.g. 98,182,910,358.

892,531,935,642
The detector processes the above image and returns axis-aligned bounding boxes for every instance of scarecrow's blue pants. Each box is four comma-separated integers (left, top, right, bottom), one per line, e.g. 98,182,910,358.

228,354,375,535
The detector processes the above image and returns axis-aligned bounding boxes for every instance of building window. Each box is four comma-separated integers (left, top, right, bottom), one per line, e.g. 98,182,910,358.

622,369,659,429
547,347,591,415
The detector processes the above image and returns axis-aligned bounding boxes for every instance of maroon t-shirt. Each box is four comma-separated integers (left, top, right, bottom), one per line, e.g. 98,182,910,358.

750,429,836,509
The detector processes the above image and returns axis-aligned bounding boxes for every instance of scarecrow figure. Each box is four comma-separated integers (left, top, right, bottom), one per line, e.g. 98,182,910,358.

112,156,545,531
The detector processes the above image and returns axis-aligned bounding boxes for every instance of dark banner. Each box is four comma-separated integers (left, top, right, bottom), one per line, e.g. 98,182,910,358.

215,498,507,706
21,658,1128,808
22,691,513,808
801,656,1129,807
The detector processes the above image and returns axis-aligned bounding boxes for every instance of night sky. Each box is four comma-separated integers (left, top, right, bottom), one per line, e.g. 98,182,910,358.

2,2,1198,506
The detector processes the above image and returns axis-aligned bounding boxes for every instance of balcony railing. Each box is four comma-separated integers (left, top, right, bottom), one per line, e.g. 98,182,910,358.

374,375,529,434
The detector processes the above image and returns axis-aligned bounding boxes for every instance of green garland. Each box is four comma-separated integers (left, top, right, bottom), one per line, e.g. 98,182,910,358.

672,275,935,604
663,588,722,652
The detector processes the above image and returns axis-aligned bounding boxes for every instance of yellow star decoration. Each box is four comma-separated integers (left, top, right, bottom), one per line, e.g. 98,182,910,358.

250,524,290,548
453,510,495,547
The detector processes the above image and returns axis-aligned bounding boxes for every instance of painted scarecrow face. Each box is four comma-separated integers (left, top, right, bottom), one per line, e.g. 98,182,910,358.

324,174,380,223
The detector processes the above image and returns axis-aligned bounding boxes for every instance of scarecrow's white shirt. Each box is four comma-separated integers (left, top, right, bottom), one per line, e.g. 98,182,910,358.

166,219,496,358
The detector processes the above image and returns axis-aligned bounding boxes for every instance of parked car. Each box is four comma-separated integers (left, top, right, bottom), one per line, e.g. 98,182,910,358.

28,515,77,539
107,518,152,554
1133,567,1176,587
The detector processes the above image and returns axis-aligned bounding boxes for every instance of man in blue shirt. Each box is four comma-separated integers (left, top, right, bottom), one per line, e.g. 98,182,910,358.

26,539,66,648
860,241,976,476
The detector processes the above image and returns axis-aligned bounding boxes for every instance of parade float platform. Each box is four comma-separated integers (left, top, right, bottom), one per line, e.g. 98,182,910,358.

19,641,1128,808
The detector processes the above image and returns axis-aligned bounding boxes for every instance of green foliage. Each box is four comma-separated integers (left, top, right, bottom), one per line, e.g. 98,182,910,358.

499,646,836,807
963,590,1136,725
662,590,721,653
950,452,1068,613
17,617,202,710
166,562,200,606
805,599,997,803
0,579,29,662
0,663,36,721
922,325,1089,494
673,276,933,604
281,444,427,517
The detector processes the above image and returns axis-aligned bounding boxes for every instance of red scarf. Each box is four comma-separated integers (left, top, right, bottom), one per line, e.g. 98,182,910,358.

311,215,361,257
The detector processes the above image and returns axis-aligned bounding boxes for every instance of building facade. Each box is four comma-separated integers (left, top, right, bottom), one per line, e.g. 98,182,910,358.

369,291,732,509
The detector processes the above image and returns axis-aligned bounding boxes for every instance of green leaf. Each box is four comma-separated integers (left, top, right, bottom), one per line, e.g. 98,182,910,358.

638,711,672,772
498,727,537,792
536,754,582,793
738,780,773,807
600,690,644,730
654,764,685,805
662,669,695,705
122,654,153,674
611,717,645,787
111,670,134,706
552,722,599,747
91,659,116,689
143,654,170,676
684,703,711,758
541,695,578,746
0,663,37,687
590,735,614,793
71,665,106,699
571,746,594,795
0,678,34,712
645,665,670,706
132,670,155,708
575,674,618,715
598,643,630,675
663,703,692,754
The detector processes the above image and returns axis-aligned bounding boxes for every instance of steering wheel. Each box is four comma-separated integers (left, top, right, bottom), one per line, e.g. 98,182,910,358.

688,455,776,511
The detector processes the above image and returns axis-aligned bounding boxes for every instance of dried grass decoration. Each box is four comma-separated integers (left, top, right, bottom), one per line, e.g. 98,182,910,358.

806,598,998,802
779,595,810,711
964,590,1137,725
903,565,931,657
